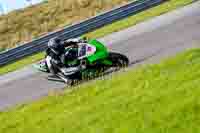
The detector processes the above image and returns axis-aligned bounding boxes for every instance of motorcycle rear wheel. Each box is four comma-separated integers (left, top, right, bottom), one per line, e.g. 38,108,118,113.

108,52,129,68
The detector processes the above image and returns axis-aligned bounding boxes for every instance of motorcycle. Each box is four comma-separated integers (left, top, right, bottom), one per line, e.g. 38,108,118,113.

33,39,129,85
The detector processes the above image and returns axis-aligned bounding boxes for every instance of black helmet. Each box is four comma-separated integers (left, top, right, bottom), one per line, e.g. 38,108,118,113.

54,37,61,44
48,37,61,55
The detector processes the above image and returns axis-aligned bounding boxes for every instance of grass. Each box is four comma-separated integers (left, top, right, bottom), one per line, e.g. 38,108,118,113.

0,52,44,74
0,0,193,75
0,0,129,49
1,48,200,133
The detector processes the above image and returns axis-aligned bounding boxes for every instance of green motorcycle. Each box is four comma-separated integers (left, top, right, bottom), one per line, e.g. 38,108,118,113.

33,39,129,85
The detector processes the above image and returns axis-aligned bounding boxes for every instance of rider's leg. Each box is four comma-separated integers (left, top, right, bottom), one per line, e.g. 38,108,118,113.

60,53,82,76
46,55,63,76
59,65,81,76
46,56,56,75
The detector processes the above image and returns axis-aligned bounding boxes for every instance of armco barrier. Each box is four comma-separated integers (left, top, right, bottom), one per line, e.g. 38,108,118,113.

0,0,167,66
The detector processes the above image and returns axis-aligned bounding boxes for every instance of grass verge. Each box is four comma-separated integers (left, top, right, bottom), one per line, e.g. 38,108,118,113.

1,48,200,132
0,52,44,74
0,0,193,75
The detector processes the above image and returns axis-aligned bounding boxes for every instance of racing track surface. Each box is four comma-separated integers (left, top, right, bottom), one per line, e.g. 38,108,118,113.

0,1,200,111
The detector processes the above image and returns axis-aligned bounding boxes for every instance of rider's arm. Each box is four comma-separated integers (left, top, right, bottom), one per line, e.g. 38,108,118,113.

63,40,78,48
45,48,51,56
63,38,87,47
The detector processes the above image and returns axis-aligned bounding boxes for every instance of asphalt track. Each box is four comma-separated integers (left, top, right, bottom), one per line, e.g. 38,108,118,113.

0,1,200,111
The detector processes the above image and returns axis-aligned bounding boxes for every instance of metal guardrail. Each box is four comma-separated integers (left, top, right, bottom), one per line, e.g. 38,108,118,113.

0,0,167,66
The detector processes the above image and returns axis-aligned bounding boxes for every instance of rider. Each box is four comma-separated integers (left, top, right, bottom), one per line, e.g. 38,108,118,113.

46,36,87,77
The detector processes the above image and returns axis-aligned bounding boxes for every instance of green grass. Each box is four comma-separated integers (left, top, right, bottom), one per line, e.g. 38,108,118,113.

0,52,45,75
0,0,193,75
1,48,200,133
0,47,6,52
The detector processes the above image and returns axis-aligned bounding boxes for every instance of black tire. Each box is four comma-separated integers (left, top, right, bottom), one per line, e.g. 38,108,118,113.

108,52,129,68
67,72,82,86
